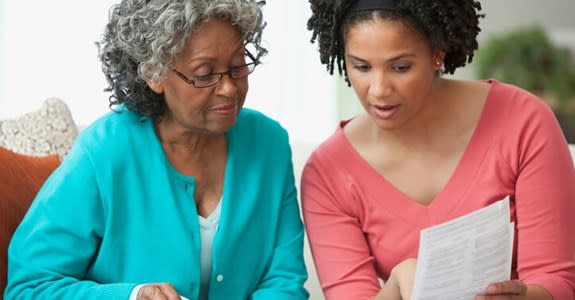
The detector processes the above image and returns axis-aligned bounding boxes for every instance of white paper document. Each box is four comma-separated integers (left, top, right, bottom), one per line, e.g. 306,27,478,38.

411,197,514,300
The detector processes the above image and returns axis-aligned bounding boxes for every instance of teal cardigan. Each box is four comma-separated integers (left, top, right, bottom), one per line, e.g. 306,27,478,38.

5,108,308,300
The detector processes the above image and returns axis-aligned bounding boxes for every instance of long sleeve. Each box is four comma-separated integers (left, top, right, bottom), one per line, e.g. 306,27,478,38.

4,142,136,300
511,98,575,300
250,147,309,300
301,153,381,300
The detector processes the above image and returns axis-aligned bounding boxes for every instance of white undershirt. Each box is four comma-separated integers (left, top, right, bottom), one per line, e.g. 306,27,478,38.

198,200,222,300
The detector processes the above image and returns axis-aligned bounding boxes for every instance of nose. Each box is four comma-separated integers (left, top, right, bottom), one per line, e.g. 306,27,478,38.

368,71,393,99
215,73,240,96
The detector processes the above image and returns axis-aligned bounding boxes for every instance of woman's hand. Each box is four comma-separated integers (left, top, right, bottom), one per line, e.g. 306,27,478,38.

474,280,528,300
137,283,182,300
373,258,418,300
391,258,417,300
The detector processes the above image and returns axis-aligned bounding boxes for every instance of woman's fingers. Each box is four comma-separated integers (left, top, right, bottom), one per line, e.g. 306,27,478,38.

475,294,525,300
475,280,527,299
485,280,527,295
138,283,182,300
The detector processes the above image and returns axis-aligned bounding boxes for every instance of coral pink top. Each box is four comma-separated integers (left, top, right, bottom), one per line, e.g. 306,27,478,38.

301,80,575,300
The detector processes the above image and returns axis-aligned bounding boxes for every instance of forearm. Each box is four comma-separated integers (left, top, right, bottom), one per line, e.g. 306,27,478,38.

371,258,417,300
5,278,135,300
526,284,553,300
371,278,401,300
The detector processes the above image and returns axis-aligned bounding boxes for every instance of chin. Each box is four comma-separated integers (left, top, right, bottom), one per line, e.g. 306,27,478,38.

210,120,238,135
370,116,406,131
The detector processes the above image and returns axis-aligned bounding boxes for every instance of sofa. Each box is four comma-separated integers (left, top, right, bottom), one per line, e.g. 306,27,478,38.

2,98,575,299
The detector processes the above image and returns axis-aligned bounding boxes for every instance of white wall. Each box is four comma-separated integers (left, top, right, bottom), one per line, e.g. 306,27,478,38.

247,1,338,143
481,0,575,33
0,1,6,109
0,0,116,127
0,1,337,144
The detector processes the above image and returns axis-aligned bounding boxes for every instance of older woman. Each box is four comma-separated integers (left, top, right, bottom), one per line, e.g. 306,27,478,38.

4,1,308,299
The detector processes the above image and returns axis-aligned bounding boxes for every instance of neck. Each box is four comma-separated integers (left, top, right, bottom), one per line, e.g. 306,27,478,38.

154,116,225,158
373,78,455,147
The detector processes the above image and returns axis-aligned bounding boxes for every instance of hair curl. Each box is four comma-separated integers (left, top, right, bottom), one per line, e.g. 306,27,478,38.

97,0,267,118
307,0,484,83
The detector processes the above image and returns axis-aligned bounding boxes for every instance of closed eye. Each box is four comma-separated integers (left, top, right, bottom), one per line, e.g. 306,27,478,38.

194,73,216,81
352,64,371,72
392,64,411,72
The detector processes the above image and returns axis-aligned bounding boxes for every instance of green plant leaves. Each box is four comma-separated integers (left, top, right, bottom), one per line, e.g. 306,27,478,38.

475,26,575,105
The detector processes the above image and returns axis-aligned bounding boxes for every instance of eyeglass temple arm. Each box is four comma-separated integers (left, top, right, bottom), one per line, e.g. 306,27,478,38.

245,49,259,64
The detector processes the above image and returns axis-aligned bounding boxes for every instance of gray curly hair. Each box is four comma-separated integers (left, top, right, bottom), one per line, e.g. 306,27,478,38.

97,0,267,118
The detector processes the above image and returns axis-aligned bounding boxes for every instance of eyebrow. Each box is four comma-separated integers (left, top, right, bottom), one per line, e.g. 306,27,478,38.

186,42,245,65
346,53,415,63
188,49,243,64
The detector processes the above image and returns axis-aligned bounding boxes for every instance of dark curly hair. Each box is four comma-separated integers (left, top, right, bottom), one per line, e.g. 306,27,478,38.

307,0,484,83
97,0,267,118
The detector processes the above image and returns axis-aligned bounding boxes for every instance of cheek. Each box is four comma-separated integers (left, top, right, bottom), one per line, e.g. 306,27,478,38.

395,76,419,96
239,81,249,97
349,79,369,109
163,85,209,114
348,71,369,99
395,68,434,93
235,80,249,104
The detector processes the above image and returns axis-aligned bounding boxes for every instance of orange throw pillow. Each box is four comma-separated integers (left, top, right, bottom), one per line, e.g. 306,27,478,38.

0,146,60,294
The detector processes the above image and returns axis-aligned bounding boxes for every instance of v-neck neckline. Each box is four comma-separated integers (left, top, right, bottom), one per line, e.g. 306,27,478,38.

338,80,500,221
144,114,236,223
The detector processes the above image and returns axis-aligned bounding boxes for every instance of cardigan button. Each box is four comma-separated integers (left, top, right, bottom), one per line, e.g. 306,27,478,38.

216,274,224,282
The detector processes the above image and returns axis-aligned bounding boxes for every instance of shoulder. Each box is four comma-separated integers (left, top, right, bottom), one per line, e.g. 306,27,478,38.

488,79,554,117
232,108,290,147
301,122,365,216
303,122,352,177
484,79,568,163
235,108,286,135
480,79,558,137
310,121,351,163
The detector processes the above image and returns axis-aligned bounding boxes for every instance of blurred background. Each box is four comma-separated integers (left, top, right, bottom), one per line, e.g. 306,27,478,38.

0,0,574,144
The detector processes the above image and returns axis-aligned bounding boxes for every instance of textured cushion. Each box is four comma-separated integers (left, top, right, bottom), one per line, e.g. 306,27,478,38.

0,146,60,294
0,97,78,160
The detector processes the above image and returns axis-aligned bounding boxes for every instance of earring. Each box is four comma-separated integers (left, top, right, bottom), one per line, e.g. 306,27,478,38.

435,61,441,67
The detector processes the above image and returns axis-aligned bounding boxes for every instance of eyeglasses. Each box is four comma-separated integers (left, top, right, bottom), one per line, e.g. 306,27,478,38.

171,49,259,88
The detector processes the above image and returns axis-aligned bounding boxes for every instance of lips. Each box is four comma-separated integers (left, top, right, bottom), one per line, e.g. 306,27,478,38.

212,103,238,115
372,103,400,120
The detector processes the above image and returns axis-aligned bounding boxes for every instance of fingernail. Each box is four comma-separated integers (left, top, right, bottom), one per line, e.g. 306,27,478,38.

486,285,497,293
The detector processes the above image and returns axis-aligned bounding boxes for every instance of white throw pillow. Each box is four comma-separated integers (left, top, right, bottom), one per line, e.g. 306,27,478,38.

0,98,78,160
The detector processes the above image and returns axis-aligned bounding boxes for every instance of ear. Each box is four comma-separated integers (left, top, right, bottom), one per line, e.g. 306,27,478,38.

433,50,446,71
146,79,164,94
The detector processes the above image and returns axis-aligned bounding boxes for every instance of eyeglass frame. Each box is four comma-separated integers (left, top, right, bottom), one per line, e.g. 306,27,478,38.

170,49,259,88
